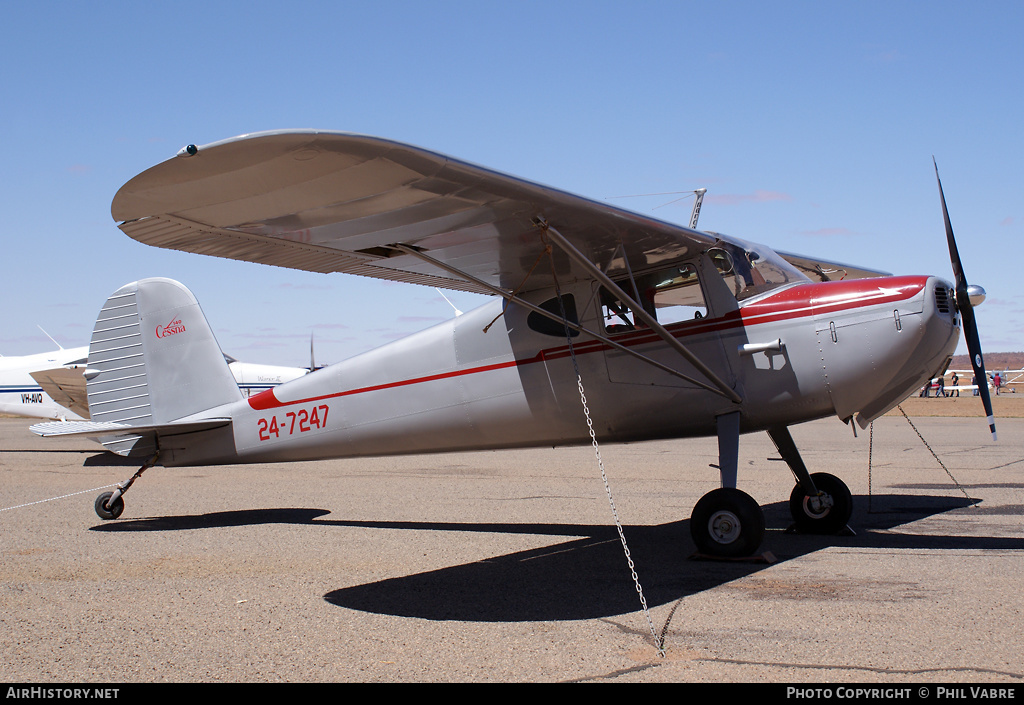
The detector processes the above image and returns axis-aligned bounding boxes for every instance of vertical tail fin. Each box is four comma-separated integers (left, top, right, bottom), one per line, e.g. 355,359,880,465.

30,279,240,455
85,278,241,454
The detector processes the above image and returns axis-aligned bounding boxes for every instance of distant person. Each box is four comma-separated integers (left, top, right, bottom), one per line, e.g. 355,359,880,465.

950,372,960,397
936,376,945,397
994,372,1002,396
920,380,930,397
972,374,979,396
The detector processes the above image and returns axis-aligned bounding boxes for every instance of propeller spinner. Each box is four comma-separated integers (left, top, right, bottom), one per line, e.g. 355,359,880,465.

934,158,996,441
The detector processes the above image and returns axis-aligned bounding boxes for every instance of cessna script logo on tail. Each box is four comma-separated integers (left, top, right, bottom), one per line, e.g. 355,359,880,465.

155,316,186,338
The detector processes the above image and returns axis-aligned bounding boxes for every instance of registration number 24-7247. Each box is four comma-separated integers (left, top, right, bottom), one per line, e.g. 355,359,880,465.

257,405,329,441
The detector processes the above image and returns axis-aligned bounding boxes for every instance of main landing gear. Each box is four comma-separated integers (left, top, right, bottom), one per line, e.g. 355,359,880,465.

690,412,766,557
788,471,853,535
689,417,853,558
769,426,853,536
690,486,765,557
94,454,159,520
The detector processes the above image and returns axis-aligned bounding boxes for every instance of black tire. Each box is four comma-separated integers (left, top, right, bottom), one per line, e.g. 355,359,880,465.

95,491,124,520
789,472,852,534
690,487,765,557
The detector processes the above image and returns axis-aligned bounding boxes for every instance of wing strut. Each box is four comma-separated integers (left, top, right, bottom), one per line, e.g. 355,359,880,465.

539,223,743,404
390,244,732,396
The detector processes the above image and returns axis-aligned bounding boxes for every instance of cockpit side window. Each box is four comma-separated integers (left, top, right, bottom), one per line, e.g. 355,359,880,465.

598,240,809,334
600,262,707,333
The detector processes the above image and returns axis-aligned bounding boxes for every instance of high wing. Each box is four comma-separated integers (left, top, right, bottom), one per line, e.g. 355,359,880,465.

112,130,719,293
112,130,886,293
30,367,90,419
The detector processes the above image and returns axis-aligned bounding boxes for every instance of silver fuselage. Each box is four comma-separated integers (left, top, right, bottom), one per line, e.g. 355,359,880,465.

161,272,959,467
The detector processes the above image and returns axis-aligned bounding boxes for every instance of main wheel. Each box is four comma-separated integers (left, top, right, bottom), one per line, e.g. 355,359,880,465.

95,491,124,520
789,472,852,534
690,487,765,557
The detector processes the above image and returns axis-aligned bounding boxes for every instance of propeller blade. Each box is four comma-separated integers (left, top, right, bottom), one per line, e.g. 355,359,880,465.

934,159,996,440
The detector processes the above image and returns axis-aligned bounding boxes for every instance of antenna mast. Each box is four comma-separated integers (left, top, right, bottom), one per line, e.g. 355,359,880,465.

689,188,707,229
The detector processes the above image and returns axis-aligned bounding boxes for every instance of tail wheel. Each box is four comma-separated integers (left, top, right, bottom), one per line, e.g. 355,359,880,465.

789,472,852,534
690,487,765,557
95,491,125,520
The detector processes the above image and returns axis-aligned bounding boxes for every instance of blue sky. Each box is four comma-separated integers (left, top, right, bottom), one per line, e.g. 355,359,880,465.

2,1,1021,366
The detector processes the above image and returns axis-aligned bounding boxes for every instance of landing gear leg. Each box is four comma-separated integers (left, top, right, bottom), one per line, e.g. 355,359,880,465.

94,454,159,520
767,426,852,534
690,412,765,557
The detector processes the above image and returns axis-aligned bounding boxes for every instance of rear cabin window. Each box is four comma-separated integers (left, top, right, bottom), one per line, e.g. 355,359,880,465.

527,294,580,337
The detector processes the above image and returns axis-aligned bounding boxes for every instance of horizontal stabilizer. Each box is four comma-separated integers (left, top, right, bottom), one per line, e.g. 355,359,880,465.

30,418,231,439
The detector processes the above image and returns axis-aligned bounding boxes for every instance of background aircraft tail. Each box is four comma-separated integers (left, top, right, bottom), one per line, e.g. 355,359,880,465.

82,277,241,455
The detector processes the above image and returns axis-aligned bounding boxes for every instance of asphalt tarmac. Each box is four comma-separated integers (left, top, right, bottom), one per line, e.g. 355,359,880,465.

1,414,1022,683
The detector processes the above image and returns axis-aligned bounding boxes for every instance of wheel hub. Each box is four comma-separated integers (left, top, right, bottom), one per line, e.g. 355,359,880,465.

803,492,834,519
708,510,742,544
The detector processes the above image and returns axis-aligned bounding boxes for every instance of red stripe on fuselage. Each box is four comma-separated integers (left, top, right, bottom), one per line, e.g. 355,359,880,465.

246,359,522,411
247,276,929,412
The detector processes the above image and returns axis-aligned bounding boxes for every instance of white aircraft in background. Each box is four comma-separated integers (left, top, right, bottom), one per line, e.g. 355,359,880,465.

1,345,91,420
1,342,310,421
924,368,1021,396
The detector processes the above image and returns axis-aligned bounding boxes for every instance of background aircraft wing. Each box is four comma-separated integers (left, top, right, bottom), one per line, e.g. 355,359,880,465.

30,367,90,419
775,249,891,281
112,130,721,294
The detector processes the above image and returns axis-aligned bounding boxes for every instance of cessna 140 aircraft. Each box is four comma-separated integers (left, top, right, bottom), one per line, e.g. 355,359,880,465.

31,130,995,559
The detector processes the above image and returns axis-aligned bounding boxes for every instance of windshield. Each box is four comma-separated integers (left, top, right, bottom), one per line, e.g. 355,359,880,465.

705,235,810,302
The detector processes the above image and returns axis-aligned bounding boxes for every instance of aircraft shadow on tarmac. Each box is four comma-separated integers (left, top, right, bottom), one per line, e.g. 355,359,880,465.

90,492,1024,622
84,452,147,466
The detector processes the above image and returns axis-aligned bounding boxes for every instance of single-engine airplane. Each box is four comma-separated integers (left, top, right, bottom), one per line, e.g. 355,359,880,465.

31,130,996,558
